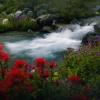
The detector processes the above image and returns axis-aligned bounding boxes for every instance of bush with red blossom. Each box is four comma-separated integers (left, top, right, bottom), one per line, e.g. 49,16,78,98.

0,42,99,100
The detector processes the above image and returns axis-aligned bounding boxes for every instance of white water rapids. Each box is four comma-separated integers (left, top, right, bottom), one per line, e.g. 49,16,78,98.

5,23,96,59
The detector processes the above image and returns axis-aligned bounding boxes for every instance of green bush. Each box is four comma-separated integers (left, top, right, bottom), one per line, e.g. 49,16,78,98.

0,17,39,32
15,18,38,31
0,39,99,100
0,22,14,32
59,43,100,81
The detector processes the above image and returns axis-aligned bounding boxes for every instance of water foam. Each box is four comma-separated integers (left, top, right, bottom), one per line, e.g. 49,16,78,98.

5,23,95,58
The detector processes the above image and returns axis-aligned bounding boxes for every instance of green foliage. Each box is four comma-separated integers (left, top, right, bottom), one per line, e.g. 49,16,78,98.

0,17,38,32
0,22,14,32
59,44,100,81
15,18,38,31
0,0,99,16
1,0,35,13
0,40,99,100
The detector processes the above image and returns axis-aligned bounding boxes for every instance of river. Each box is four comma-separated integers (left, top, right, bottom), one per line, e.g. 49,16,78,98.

0,22,96,62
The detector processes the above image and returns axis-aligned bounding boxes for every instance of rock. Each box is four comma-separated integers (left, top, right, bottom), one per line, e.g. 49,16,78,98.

15,11,23,19
36,9,47,17
37,14,59,27
23,8,30,13
41,24,59,33
19,14,27,20
71,18,81,25
95,5,100,12
41,26,53,33
15,9,33,20
94,24,100,32
15,10,28,20
2,19,9,25
8,13,15,17
82,32,100,45
31,18,37,23
27,11,33,17
27,29,33,33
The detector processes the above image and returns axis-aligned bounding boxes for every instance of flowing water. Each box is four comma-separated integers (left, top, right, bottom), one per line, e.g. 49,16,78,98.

0,23,96,61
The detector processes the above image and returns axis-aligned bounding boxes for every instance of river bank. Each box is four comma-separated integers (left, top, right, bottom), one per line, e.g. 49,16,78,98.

0,0,100,33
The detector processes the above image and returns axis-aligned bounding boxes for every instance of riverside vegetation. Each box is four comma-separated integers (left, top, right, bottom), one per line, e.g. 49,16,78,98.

0,0,100,100
0,34,100,100
0,0,100,32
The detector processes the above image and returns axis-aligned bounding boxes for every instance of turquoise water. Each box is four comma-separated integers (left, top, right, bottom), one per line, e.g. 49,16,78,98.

0,23,95,62
0,32,65,62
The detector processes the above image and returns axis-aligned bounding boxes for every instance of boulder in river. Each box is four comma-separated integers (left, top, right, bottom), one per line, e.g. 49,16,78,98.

94,24,100,32
82,32,100,45
41,26,53,33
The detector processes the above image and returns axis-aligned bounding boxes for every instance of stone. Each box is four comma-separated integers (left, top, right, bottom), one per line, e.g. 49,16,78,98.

94,24,100,32
82,32,100,45
27,11,33,17
2,19,9,25
41,26,53,33
15,11,23,19
37,14,59,26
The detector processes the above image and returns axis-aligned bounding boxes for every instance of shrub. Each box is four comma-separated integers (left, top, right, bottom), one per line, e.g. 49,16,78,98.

0,39,99,100
0,22,14,33
15,18,38,31
0,17,39,32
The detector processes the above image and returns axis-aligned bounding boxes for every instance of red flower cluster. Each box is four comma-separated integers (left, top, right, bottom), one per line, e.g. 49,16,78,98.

68,75,82,84
0,44,34,99
49,61,57,69
0,45,57,99
14,60,28,68
35,57,57,79
0,43,9,62
0,43,93,100
35,57,47,67
0,62,34,99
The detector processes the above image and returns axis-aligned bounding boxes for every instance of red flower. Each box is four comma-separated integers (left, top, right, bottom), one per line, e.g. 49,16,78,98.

14,60,28,69
0,43,10,62
68,75,81,84
37,67,50,79
42,70,50,79
49,61,57,69
0,51,10,62
6,68,29,86
0,43,4,51
35,57,47,67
